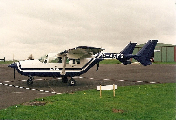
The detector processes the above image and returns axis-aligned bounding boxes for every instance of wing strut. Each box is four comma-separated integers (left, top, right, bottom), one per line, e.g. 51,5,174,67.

61,55,67,75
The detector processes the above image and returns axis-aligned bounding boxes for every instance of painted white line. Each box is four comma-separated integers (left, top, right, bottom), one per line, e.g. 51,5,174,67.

57,93,62,94
37,93,49,94
26,88,30,90
19,87,24,89
103,79,110,81
4,81,10,82
57,78,62,80
45,91,49,93
89,78,94,79
137,81,143,83
9,85,13,87
72,77,79,78
79,77,83,78
31,89,36,91
15,86,19,88
0,83,2,85
119,80,124,81
35,79,43,81
12,92,24,94
150,82,156,84
51,92,56,94
4,84,8,86
40,90,44,92
21,80,27,82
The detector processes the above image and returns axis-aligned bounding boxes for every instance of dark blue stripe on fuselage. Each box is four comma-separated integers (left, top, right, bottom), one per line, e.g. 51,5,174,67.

21,68,82,70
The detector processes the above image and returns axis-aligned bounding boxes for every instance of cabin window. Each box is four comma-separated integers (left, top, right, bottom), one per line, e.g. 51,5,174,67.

49,57,62,63
76,59,80,64
66,58,69,64
58,57,62,63
73,59,75,64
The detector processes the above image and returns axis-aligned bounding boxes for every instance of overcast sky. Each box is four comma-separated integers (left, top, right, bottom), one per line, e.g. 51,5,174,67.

0,0,176,60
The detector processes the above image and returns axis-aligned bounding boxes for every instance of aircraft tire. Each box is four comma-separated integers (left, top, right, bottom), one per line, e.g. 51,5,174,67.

27,79,33,85
68,78,76,86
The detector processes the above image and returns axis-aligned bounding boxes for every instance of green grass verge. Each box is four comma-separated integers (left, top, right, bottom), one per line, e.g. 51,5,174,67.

0,83,175,120
99,59,176,64
100,59,121,64
153,62,176,64
0,61,14,64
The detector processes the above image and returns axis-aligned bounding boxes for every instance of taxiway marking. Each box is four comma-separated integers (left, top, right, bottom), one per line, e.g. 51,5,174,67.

0,82,62,94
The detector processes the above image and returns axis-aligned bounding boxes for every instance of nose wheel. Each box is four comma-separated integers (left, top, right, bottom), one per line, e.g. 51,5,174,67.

27,76,34,85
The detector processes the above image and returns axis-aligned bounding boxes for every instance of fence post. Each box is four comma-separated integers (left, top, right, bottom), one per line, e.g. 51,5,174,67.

113,84,115,97
100,84,102,98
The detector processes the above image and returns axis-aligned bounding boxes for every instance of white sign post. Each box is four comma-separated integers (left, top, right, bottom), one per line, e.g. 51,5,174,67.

97,84,117,97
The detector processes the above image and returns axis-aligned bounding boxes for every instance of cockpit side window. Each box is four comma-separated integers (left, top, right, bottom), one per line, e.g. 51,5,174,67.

66,58,69,64
58,57,62,63
68,59,80,64
39,55,48,63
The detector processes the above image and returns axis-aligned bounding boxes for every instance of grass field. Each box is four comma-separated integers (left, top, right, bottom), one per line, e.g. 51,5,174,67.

0,61,13,64
99,59,121,64
153,61,176,64
0,83,175,119
99,59,176,64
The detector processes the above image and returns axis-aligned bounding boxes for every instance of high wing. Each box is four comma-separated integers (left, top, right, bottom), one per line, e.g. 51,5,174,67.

59,46,105,59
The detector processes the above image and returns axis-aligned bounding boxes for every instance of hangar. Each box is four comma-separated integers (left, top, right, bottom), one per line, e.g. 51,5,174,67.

132,42,176,62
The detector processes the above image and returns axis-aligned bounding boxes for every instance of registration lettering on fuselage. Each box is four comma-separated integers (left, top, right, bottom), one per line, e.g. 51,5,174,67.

50,68,60,70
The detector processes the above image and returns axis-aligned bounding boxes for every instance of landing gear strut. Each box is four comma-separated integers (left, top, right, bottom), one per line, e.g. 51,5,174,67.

27,76,34,85
62,76,68,83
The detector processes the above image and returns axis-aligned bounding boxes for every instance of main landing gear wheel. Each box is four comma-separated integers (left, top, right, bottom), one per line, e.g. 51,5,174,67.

68,78,76,86
62,76,68,83
27,76,34,85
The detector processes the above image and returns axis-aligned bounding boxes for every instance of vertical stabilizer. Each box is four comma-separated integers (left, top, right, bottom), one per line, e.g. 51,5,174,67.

135,40,158,66
120,42,137,54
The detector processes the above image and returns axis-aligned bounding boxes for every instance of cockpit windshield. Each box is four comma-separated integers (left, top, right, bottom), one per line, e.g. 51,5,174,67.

39,53,59,63
39,55,48,63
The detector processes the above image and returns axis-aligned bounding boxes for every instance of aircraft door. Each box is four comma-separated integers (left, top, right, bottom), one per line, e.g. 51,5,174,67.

69,59,76,67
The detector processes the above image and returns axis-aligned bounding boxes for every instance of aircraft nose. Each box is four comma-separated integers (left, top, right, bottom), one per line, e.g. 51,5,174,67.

8,63,17,68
